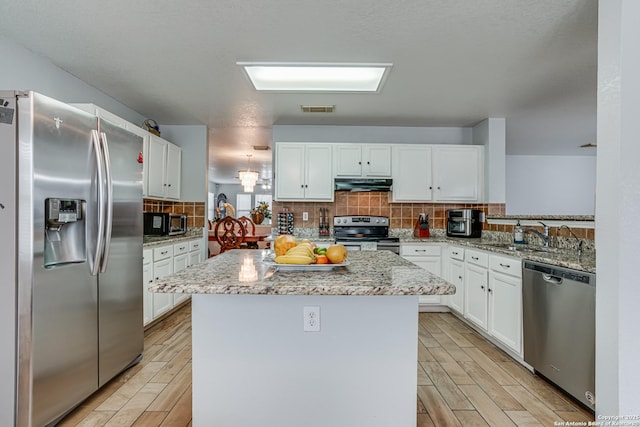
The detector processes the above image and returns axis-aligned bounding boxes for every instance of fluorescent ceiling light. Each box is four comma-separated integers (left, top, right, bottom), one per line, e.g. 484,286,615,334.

237,62,392,92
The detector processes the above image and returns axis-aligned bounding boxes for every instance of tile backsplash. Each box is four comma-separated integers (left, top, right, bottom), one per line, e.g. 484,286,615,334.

143,199,206,228
272,192,503,231
272,192,595,241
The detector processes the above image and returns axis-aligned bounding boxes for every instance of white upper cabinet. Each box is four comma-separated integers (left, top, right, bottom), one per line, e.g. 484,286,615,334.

147,134,181,200
432,146,482,201
392,145,433,201
392,144,483,202
334,144,391,177
275,143,333,201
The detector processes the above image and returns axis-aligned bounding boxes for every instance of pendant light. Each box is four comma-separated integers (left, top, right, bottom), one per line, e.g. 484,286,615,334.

238,154,259,192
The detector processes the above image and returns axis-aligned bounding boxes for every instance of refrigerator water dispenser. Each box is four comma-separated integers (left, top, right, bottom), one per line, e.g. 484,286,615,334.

44,198,86,268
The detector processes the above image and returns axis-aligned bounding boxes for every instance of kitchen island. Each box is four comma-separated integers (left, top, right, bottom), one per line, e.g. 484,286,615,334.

150,250,454,427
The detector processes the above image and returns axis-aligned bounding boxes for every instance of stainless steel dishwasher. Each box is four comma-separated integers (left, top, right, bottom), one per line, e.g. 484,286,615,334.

523,261,596,410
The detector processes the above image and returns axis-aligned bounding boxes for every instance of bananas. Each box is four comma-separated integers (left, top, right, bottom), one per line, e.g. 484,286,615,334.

274,242,316,265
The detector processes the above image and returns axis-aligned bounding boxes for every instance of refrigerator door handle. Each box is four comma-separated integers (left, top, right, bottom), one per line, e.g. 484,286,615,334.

99,131,113,273
91,129,105,276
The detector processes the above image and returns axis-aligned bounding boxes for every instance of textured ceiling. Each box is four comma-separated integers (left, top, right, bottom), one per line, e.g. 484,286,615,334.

0,0,598,183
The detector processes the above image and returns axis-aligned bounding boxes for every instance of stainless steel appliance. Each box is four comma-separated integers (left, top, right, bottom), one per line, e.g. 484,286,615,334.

0,91,144,426
333,215,400,254
523,261,596,410
446,209,482,237
144,211,187,236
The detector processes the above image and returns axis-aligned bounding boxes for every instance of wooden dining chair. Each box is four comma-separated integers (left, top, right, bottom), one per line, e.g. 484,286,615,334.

238,216,256,236
214,217,245,253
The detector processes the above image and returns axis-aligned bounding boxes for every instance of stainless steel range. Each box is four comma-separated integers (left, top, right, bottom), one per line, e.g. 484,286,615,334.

333,215,400,254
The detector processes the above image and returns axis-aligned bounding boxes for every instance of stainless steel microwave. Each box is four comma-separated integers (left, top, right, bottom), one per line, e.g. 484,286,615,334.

446,209,482,238
143,212,187,236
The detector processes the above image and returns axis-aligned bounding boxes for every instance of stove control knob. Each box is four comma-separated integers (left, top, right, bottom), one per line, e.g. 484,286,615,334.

375,219,380,223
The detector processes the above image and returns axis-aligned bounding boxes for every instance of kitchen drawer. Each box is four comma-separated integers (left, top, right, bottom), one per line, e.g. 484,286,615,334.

490,254,522,278
466,249,489,268
448,246,465,261
153,245,174,261
143,249,152,265
401,244,441,257
189,239,203,252
174,241,189,255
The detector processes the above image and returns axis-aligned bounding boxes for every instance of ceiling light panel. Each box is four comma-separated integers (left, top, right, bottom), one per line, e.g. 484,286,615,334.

238,62,392,92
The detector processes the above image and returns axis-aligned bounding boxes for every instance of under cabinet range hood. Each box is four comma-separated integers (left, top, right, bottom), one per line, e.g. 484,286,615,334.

335,178,393,192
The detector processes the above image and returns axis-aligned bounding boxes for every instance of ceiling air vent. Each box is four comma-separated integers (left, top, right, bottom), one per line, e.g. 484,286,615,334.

253,145,271,151
301,105,335,113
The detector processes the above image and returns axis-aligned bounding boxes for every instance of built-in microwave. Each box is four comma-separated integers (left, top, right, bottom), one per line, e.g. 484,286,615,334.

446,209,482,238
143,212,187,236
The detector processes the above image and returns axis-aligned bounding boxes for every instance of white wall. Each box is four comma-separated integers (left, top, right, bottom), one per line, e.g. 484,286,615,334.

0,37,145,125
505,155,596,215
473,118,506,203
273,125,473,145
159,125,208,202
596,0,640,416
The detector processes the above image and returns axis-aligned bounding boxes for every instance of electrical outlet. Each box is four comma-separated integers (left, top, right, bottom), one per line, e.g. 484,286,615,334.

303,211,309,221
303,306,320,332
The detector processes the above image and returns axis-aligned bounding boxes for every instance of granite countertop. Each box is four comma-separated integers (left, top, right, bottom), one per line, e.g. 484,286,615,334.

400,236,595,273
143,230,204,248
486,214,595,221
149,250,456,296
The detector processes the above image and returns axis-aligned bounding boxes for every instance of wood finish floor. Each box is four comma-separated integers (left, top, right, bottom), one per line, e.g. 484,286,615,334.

59,303,594,426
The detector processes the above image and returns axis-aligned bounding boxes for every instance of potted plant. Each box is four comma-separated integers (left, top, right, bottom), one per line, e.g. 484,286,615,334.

250,202,271,225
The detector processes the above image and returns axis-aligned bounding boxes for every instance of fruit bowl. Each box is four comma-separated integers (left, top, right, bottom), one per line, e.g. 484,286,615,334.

262,255,350,271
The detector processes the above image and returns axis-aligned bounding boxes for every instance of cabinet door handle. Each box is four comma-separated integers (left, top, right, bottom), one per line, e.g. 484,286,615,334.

488,288,493,293
499,263,511,269
480,285,485,290
437,186,441,190
458,275,463,280
367,161,370,165
301,184,304,188
358,161,362,165
429,186,432,190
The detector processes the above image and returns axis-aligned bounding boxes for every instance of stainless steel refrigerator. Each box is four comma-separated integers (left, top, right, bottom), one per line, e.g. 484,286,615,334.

0,91,144,427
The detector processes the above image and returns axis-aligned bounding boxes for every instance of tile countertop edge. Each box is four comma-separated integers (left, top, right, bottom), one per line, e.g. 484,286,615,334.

149,250,456,296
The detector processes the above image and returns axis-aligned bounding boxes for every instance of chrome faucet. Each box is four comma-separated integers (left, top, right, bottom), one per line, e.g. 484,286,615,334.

522,221,551,247
558,225,584,256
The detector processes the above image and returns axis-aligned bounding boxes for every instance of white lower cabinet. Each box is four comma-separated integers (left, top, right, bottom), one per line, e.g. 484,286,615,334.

447,246,465,314
142,249,153,325
460,247,524,357
144,237,203,326
464,249,489,329
152,257,174,318
488,254,523,355
400,243,443,307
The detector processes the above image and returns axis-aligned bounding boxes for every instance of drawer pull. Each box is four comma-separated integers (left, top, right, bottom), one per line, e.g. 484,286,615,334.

161,250,168,255
452,251,459,255
499,263,511,269
415,249,426,252
472,256,479,261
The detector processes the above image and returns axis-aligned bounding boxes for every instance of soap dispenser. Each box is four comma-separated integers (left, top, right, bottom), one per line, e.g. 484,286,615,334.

513,221,525,244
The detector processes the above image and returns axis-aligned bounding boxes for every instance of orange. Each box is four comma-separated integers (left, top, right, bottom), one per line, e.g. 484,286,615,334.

325,245,348,263
315,255,329,264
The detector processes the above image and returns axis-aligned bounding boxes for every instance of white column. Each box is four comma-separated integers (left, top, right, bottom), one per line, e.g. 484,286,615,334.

596,0,640,416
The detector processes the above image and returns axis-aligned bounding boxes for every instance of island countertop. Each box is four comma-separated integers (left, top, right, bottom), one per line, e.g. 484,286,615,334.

149,250,456,296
